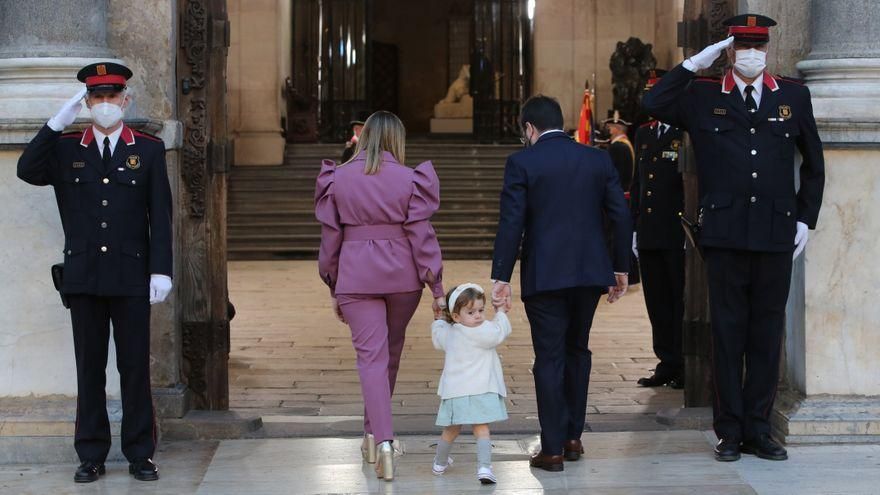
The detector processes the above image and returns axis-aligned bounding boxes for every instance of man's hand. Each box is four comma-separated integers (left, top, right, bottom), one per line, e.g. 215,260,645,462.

492,281,512,312
793,221,809,260
149,274,173,305
48,88,87,131
432,296,447,320
331,297,346,324
684,36,734,72
632,232,639,258
607,273,628,303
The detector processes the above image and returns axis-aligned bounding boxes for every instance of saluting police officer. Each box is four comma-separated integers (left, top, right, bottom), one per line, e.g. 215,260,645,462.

17,62,173,483
631,69,686,390
643,15,824,463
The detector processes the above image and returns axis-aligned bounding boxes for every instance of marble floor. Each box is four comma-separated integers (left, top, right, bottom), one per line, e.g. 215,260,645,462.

227,260,683,434
3,431,880,494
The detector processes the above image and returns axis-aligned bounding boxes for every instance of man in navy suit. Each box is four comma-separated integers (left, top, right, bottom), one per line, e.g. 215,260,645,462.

491,95,631,472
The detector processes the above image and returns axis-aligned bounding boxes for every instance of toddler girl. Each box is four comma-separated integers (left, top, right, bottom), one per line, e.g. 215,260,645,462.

431,283,511,484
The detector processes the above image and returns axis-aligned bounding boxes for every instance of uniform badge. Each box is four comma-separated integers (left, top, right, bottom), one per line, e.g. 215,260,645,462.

778,105,792,120
97,64,107,75
713,108,727,115
72,161,85,169
671,139,681,150
662,151,679,160
126,155,141,170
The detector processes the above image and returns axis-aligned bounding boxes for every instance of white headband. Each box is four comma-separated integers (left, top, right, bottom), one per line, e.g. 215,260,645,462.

448,283,485,312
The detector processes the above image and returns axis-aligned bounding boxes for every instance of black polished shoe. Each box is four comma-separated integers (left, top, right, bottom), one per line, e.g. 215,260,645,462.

74,461,105,483
667,376,685,389
741,434,788,461
637,374,682,388
129,458,160,481
713,439,741,462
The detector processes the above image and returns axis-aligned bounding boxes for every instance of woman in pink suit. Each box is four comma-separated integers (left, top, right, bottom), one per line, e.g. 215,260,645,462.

315,111,445,481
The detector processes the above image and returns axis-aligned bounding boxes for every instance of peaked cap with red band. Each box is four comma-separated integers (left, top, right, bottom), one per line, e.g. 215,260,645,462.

723,13,776,44
76,62,133,92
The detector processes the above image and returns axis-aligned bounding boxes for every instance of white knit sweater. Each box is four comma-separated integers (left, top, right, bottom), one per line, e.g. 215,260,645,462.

431,312,512,400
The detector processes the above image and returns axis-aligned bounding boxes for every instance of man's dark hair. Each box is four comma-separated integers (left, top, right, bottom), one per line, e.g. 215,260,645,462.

520,94,564,132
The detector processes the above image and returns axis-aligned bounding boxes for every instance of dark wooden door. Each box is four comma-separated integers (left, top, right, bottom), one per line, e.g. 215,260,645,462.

678,0,737,408
178,0,231,410
472,0,532,142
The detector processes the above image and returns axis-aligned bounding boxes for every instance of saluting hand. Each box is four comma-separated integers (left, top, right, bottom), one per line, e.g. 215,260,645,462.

686,36,734,71
48,88,87,132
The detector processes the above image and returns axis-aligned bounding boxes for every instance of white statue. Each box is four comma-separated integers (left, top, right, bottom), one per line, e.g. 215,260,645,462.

434,64,473,119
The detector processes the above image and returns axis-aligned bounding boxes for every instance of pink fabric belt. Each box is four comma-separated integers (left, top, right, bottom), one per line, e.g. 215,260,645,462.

343,224,406,241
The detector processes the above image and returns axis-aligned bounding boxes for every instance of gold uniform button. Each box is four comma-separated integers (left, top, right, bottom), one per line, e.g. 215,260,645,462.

647,208,653,213
752,172,758,178
102,178,110,184
751,149,757,156
74,178,80,183
100,222,108,229
648,173,655,179
101,200,108,206
100,246,108,253
647,191,653,197
750,196,757,203
652,157,658,162
131,180,137,185
750,128,756,134
786,211,791,217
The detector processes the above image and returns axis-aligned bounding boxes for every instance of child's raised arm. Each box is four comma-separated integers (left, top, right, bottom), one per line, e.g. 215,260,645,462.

464,312,512,349
431,319,452,351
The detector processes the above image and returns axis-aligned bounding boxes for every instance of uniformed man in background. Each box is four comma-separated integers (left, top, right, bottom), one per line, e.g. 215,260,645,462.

643,15,824,463
603,110,635,193
17,62,173,483
631,69,686,390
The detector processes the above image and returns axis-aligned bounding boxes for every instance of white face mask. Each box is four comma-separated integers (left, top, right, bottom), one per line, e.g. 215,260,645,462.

91,102,124,128
733,48,767,79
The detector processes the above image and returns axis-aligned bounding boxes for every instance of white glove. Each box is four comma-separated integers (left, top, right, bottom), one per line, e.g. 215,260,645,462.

683,36,734,72
632,232,639,258
47,88,88,131
150,274,173,305
793,222,809,260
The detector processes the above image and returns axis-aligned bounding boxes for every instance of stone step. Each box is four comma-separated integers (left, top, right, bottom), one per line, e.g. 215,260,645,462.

228,209,500,222
227,244,494,260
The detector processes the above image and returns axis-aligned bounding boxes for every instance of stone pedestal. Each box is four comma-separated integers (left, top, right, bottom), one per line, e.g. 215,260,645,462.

773,0,880,444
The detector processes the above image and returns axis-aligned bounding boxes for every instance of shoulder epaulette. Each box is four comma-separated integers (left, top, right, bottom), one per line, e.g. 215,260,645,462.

776,75,805,86
60,131,83,139
639,120,656,129
132,130,163,143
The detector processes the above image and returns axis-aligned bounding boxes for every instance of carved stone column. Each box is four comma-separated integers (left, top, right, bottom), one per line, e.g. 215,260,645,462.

773,0,880,444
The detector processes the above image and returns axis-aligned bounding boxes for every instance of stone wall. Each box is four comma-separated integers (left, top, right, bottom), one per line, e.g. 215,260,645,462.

533,0,684,128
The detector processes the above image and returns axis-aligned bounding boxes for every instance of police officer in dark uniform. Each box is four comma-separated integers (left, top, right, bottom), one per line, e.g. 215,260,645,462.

17,62,173,482
631,69,686,389
643,15,824,462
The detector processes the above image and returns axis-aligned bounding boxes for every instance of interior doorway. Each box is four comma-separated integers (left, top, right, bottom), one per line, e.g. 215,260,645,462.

288,0,531,142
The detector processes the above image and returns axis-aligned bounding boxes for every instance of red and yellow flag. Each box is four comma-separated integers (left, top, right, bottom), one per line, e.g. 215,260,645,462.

575,89,593,145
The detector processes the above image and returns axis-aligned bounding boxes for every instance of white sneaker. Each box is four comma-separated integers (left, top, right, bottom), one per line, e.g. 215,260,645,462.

477,466,496,484
432,456,454,476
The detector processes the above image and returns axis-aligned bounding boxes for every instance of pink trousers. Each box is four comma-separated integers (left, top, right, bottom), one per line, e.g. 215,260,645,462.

337,290,422,444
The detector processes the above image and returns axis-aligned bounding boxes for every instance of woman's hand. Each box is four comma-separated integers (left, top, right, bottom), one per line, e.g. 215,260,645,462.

331,297,346,324
432,297,447,320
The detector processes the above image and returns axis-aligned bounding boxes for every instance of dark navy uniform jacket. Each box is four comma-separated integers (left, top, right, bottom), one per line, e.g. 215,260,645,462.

630,122,686,250
17,124,173,296
491,132,631,298
642,65,824,252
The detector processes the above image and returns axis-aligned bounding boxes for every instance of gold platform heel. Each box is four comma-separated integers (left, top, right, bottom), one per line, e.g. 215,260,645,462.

375,441,394,481
361,433,377,464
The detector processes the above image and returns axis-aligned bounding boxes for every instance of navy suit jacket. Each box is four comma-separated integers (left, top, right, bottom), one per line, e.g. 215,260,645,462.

491,132,632,298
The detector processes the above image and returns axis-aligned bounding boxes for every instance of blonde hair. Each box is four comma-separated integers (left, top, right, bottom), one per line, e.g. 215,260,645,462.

342,111,406,175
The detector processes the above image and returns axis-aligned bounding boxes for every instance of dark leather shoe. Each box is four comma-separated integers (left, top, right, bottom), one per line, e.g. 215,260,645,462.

563,439,584,461
742,434,788,461
638,374,683,388
129,458,159,481
529,451,564,472
74,461,105,483
714,439,741,462
667,376,685,389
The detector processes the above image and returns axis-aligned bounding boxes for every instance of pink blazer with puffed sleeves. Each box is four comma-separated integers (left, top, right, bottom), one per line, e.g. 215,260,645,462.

315,151,444,298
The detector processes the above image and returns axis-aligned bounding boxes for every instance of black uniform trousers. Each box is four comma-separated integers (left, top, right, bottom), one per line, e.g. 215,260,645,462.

68,294,156,463
523,287,603,455
639,248,685,379
703,248,792,443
